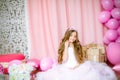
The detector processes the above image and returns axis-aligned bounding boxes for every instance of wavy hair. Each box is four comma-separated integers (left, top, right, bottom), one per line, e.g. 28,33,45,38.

58,28,83,64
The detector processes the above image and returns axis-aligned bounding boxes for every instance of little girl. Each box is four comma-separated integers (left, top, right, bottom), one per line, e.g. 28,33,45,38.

35,27,117,80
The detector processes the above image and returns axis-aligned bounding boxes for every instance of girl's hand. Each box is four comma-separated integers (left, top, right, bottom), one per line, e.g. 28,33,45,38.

70,64,80,70
64,41,69,48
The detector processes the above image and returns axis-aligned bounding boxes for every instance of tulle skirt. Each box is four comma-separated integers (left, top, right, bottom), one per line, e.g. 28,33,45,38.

35,61,117,80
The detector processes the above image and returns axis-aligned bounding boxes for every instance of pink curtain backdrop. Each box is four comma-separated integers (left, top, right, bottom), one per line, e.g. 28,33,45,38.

27,0,104,59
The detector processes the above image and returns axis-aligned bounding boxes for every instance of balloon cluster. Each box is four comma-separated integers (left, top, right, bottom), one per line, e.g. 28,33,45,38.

8,57,58,72
99,0,120,44
99,0,120,73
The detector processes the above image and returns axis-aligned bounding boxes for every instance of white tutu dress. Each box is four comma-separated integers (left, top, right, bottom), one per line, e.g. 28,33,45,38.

35,47,117,80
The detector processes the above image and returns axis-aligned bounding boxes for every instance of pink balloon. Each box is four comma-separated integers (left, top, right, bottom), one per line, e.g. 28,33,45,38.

107,42,120,65
105,19,119,29
114,0,120,8
113,64,120,73
111,8,120,20
117,27,120,35
98,11,111,23
116,36,120,43
101,0,114,11
8,60,22,67
52,58,58,67
105,29,118,41
27,59,40,68
103,36,111,45
40,57,53,71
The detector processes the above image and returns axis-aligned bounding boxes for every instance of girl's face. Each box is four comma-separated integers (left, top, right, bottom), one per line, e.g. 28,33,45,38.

68,32,77,43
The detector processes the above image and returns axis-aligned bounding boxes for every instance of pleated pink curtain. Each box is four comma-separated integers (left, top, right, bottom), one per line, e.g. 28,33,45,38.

27,0,104,59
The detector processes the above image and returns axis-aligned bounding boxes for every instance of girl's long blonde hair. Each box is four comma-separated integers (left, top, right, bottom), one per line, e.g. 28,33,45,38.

58,28,83,64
